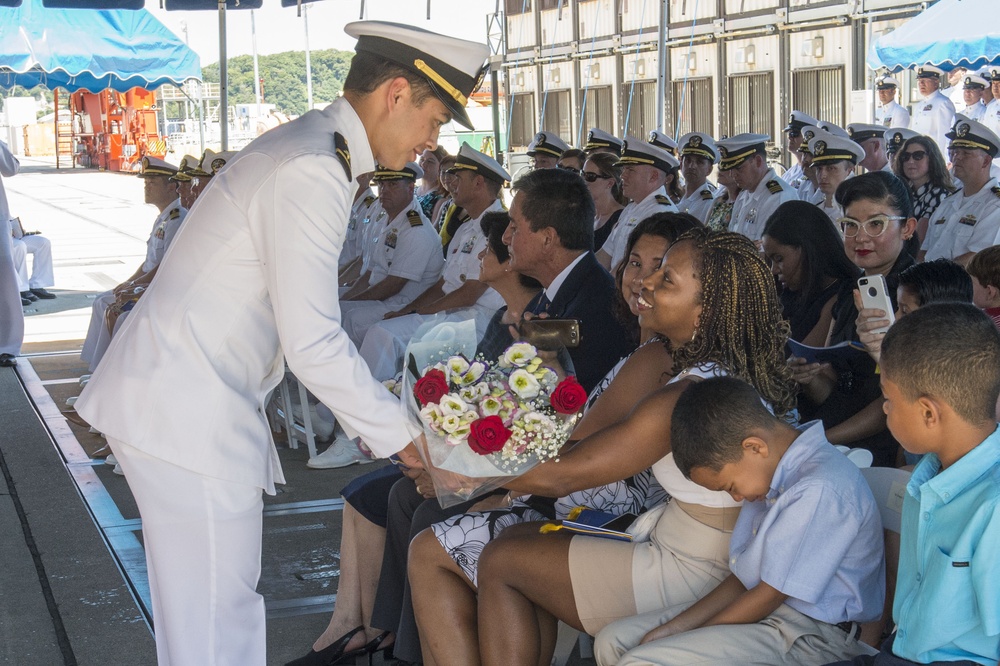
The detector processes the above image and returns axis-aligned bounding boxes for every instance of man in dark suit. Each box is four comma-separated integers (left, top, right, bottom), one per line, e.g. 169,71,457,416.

504,167,635,393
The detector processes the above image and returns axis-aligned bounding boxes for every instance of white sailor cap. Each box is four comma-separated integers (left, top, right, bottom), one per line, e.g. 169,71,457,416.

207,151,238,175
615,136,680,173
818,121,850,139
989,67,1000,82
885,127,922,153
527,131,570,158
963,74,989,90
584,128,623,155
678,132,718,163
169,154,199,182
946,115,1000,157
847,123,887,143
137,156,178,179
808,134,866,165
189,149,217,178
373,161,424,181
344,21,490,131
647,130,679,156
716,133,769,170
446,144,511,183
875,74,900,90
784,110,820,134
916,64,945,79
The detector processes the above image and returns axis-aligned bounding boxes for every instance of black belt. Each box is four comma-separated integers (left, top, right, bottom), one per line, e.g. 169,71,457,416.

836,621,862,641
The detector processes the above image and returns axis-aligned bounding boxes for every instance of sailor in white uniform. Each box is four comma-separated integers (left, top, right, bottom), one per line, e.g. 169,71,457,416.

584,128,623,157
922,117,1000,265
809,132,866,222
675,132,718,223
0,138,21,366
960,74,989,122
596,137,679,270
527,130,570,170
718,133,799,244
781,110,820,189
875,75,910,129
910,65,958,161
75,22,491,666
848,123,891,172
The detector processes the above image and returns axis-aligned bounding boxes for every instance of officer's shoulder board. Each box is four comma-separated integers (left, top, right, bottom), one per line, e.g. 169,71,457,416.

363,194,376,208
655,194,672,206
766,180,784,194
700,189,713,200
169,207,181,219
407,209,423,227
333,132,351,181
992,185,1000,200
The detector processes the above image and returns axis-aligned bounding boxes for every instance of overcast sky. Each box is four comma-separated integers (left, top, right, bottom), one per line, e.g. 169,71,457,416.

146,0,499,67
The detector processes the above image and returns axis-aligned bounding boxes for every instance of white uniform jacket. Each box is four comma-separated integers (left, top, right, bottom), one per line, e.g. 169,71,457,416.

367,197,444,305
142,198,187,273
922,179,1000,261
77,97,413,492
910,90,957,161
676,181,717,224
729,168,799,242
601,186,678,269
341,187,377,269
877,101,911,129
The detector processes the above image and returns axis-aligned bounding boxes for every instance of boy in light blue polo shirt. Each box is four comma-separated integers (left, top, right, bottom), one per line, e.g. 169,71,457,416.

594,376,884,665
826,303,1000,666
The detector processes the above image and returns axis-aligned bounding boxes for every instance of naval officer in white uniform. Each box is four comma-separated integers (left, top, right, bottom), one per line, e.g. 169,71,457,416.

76,22,491,666
675,132,719,223
910,65,957,162
0,137,21,367
719,133,798,244
875,75,910,129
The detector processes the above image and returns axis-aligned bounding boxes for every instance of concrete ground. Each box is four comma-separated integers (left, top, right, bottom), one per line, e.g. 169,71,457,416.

0,157,595,665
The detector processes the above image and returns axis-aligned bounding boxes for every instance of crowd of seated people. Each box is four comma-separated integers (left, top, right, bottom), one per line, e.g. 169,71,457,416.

281,111,1000,666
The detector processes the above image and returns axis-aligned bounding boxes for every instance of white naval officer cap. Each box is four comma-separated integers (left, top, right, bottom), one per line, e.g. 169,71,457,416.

875,74,900,90
916,64,945,79
797,126,823,155
716,133,769,171
373,161,424,181
885,127,922,154
647,130,679,156
847,123,888,143
678,132,718,163
989,67,1000,82
446,144,511,184
784,110,820,134
527,131,570,158
946,115,1000,158
208,151,238,175
808,133,866,165
189,149,217,178
615,136,680,173
963,74,989,90
137,156,178,179
169,154,199,182
584,128,624,155
344,21,490,131
817,121,850,139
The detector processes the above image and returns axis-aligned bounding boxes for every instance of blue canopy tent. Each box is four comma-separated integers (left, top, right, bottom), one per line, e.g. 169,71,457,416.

868,0,1000,72
0,0,201,92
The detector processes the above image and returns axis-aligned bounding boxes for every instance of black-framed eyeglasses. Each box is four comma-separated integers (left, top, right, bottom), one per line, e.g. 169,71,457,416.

899,150,927,163
581,171,613,183
838,214,906,238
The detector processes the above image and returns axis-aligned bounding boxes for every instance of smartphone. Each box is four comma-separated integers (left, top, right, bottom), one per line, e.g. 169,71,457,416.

519,318,581,350
857,275,896,335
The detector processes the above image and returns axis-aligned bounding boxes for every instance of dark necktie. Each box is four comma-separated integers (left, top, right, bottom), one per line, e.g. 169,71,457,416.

533,293,552,315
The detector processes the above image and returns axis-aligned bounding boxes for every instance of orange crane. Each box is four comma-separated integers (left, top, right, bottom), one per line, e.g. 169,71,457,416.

67,87,166,172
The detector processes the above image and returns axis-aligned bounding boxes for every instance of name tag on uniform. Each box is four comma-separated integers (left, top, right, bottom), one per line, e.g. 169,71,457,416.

958,215,978,227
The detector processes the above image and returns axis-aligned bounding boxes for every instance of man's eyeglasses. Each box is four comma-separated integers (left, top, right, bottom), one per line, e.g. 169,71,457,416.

558,165,581,174
838,214,906,238
899,150,926,163
581,171,613,183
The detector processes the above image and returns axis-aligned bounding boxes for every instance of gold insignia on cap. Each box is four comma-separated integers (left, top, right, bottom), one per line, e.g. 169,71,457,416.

893,133,903,146
957,123,970,137
718,146,728,158
414,58,467,106
814,141,827,156
211,158,226,173
788,113,795,124
804,129,815,141
966,76,973,86
690,135,702,147
535,132,546,143
647,131,657,142
587,130,595,142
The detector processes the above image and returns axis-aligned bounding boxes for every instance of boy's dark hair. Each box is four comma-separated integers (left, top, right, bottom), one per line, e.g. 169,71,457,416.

967,245,1000,291
671,376,778,478
897,259,973,306
343,52,435,106
481,212,542,290
511,168,595,251
881,302,1000,425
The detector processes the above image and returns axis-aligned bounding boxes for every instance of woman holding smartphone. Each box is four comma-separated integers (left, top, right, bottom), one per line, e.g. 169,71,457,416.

790,171,917,467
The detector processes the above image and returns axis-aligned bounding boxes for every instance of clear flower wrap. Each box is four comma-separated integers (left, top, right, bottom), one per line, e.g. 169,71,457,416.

401,317,584,507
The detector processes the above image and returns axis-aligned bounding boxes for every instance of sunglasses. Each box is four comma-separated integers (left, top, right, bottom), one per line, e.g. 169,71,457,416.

581,171,613,183
899,150,926,163
558,165,581,174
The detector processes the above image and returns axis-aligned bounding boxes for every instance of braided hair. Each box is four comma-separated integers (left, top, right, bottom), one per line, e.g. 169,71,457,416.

668,228,798,417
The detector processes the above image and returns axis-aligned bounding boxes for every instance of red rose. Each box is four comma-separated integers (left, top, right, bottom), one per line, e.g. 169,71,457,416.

550,376,587,414
468,416,512,455
414,369,449,406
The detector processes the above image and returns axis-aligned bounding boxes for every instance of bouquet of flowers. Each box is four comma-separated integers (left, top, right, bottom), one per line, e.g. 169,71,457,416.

402,319,586,507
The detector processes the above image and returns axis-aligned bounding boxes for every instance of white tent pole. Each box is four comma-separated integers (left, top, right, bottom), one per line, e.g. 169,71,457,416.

304,4,313,111
219,0,228,151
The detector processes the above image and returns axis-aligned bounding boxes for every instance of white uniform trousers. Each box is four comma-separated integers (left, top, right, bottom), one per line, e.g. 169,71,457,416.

13,234,54,289
595,604,875,666
0,228,23,355
109,438,267,666
80,290,115,372
340,300,393,347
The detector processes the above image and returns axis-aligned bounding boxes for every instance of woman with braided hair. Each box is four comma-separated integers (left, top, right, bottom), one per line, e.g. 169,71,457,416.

408,228,797,666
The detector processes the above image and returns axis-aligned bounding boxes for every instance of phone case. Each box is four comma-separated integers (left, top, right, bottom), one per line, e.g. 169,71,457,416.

519,318,581,350
858,275,896,335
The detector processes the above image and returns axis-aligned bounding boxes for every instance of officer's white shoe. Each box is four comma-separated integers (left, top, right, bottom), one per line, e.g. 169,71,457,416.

105,454,118,466
112,463,124,476
307,436,373,469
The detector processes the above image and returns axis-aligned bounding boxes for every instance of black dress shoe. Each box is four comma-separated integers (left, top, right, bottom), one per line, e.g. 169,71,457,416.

21,297,31,306
285,626,365,666
30,288,56,299
20,291,38,302
0,353,16,367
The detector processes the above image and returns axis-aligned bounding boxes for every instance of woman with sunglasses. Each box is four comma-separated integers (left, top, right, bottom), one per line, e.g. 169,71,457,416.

582,152,628,251
791,171,916,467
891,135,956,245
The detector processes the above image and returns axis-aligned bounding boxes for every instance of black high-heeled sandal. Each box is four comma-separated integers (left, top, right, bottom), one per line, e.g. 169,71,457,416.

333,630,394,666
284,625,365,666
